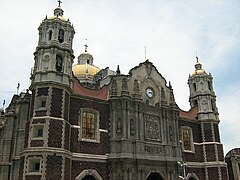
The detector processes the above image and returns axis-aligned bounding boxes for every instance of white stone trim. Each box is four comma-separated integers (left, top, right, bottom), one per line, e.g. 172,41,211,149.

99,129,108,133
193,142,222,145
75,169,103,180
72,153,108,161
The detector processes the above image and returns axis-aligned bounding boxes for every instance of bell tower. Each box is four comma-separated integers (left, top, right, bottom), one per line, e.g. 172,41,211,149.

31,2,75,87
20,3,75,180
188,57,218,119
187,57,228,180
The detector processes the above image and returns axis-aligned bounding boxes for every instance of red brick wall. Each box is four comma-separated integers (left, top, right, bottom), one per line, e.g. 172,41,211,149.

217,144,224,161
64,91,70,120
65,157,71,180
206,144,216,161
46,155,63,180
208,167,219,180
30,140,44,147
186,167,205,180
213,123,220,142
183,144,204,162
37,87,49,96
26,175,41,180
64,122,70,150
35,110,47,117
18,156,25,180
203,123,213,142
71,161,109,180
48,119,63,148
221,167,228,180
50,88,63,118
70,97,110,155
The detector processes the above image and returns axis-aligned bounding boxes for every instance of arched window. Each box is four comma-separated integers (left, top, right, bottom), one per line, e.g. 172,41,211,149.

48,30,53,41
193,83,197,92
58,29,64,43
56,55,63,72
182,127,194,151
82,112,95,139
79,108,100,143
208,81,212,91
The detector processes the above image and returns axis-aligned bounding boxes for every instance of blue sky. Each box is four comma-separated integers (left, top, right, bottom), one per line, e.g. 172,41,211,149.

0,0,239,154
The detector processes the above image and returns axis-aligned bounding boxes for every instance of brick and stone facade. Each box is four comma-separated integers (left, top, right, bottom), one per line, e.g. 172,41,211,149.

0,3,229,180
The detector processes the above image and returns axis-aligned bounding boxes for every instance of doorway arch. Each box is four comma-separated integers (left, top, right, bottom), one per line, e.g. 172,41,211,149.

75,169,103,180
146,172,165,180
186,173,199,180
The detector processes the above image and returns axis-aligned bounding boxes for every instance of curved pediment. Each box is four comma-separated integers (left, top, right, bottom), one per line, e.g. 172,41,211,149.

109,60,177,107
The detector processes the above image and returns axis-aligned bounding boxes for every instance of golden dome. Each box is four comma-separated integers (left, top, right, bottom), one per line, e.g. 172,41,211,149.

48,15,67,21
72,64,100,79
192,69,207,76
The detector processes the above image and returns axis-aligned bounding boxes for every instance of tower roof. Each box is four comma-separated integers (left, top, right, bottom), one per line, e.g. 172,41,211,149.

48,1,68,21
192,57,207,76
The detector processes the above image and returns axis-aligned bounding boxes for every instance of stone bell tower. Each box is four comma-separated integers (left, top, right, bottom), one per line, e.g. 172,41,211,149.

20,2,75,179
187,57,228,180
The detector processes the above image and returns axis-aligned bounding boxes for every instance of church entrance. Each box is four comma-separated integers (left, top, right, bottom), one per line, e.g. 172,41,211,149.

82,175,96,180
146,172,164,180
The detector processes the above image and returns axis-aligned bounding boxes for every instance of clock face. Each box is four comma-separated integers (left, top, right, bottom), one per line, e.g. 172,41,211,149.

146,88,154,98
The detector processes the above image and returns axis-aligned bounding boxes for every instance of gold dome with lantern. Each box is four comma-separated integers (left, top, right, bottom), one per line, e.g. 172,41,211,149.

48,4,67,21
72,45,100,83
192,57,207,76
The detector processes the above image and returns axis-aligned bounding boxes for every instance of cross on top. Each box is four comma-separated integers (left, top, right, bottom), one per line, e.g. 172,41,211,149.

84,44,88,52
57,0,62,7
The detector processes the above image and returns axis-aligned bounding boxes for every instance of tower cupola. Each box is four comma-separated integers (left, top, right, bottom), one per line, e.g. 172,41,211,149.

192,57,207,76
188,57,218,119
72,45,100,84
30,1,75,89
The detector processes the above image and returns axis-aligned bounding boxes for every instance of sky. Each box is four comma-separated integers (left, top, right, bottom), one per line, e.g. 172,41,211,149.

0,0,239,154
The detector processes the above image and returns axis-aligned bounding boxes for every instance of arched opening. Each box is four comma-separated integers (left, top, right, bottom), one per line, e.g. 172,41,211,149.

193,83,197,92
58,29,64,43
82,175,96,180
56,54,63,72
189,178,195,180
146,172,164,180
75,169,103,180
48,30,53,41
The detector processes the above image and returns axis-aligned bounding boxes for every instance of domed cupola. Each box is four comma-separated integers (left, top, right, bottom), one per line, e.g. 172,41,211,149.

192,57,207,76
48,5,67,21
72,45,100,84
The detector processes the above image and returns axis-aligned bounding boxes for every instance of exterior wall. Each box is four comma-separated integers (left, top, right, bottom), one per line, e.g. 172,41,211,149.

69,96,110,179
108,61,182,180
0,93,31,180
225,148,240,180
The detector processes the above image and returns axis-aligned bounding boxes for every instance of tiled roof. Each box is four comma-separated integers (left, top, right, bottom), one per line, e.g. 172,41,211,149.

179,106,198,121
72,76,109,101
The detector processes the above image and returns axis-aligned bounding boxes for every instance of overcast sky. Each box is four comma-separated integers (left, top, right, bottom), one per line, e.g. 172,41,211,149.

0,0,239,154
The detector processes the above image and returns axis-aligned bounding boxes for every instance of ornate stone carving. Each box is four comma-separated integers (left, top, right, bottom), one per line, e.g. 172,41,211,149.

130,118,135,136
169,125,173,142
122,78,128,91
145,114,161,141
111,79,118,96
145,62,153,76
133,80,140,94
145,145,162,154
116,118,122,133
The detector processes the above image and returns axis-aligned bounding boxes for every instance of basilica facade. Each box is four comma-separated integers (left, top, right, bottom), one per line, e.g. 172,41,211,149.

0,3,228,180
